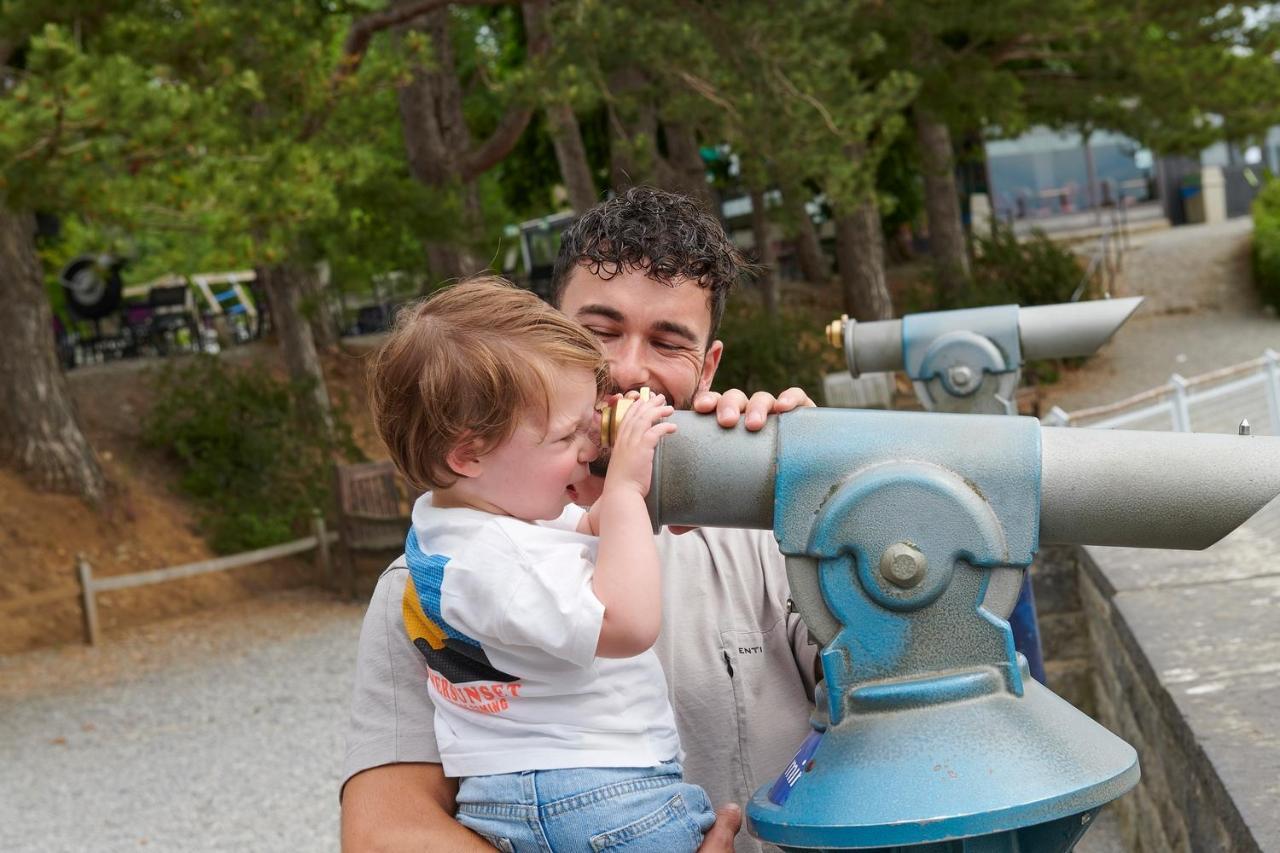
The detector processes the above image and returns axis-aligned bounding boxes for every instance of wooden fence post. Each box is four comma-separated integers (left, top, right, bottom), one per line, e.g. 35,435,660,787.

312,511,333,585
76,554,100,646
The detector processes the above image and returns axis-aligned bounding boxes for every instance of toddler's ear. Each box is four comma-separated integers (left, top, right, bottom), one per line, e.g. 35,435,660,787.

445,437,484,479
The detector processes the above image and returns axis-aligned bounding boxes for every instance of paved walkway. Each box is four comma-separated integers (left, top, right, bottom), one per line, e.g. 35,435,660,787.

0,590,363,853
1043,217,1279,413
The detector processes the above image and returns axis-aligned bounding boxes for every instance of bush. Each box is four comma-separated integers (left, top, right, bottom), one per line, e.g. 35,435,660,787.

144,356,360,554
713,301,844,403
1252,179,1280,309
972,225,1084,307
906,224,1084,313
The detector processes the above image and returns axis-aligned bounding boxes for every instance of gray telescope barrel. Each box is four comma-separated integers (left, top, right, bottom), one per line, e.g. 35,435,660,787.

649,412,1280,551
845,319,904,374
647,411,777,531
1018,297,1143,360
841,297,1144,373
1040,427,1280,549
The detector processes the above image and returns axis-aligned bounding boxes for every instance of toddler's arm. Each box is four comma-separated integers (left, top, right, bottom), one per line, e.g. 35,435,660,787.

592,392,675,658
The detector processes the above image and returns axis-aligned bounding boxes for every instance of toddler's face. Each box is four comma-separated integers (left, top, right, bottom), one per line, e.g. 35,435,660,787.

469,369,601,522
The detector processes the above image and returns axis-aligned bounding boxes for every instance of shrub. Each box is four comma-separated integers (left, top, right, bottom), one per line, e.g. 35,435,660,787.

1252,178,1280,309
713,300,844,403
971,224,1084,307
905,224,1084,313
144,356,360,554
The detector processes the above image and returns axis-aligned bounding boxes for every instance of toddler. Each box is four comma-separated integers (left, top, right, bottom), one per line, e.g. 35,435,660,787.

368,276,715,851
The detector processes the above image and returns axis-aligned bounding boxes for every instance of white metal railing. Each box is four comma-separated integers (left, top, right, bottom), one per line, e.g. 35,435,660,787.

1044,349,1280,538
1044,350,1280,435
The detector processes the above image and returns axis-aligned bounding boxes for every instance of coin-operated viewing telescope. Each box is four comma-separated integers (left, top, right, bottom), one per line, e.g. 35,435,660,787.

827,297,1145,687
601,403,1280,851
826,298,1144,415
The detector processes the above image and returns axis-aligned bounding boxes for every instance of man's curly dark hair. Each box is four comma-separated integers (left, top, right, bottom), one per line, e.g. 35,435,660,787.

551,186,746,342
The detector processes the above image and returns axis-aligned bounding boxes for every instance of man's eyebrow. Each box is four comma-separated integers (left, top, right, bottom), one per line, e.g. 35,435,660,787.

650,320,700,345
574,304,625,323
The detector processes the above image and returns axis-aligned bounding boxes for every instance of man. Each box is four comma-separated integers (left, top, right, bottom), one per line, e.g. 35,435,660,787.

341,187,818,852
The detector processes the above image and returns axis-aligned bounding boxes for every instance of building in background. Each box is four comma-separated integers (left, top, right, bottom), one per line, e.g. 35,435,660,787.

982,124,1272,231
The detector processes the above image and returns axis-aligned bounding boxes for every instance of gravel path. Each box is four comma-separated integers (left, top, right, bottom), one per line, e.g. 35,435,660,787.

0,590,364,853
1043,217,1280,413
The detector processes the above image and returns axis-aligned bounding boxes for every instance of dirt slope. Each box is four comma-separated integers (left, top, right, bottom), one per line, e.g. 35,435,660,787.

0,342,382,654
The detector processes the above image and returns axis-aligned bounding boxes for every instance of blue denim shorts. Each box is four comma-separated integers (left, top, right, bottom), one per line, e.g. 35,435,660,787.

456,760,716,852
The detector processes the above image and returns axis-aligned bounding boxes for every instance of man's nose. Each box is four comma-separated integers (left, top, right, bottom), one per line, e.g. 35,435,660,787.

607,337,650,389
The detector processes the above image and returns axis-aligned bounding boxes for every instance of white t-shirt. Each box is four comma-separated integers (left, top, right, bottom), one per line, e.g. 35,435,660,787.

405,496,681,778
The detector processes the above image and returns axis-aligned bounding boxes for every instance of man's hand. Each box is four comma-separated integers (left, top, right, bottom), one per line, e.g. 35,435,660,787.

693,387,815,430
697,803,743,852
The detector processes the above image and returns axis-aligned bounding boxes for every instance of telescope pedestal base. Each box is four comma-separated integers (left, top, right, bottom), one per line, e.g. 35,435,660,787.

774,807,1100,853
747,678,1137,850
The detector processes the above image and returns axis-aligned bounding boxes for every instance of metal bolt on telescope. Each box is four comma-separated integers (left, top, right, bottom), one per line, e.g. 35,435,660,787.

601,399,1280,851
826,297,1144,415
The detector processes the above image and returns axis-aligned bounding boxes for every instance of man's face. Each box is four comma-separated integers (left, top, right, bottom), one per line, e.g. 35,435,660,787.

559,263,724,500
560,264,723,409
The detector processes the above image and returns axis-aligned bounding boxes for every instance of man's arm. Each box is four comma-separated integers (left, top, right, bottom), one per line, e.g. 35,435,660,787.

342,763,493,852
342,567,479,847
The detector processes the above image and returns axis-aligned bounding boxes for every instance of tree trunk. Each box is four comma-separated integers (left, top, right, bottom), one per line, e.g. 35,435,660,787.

0,207,106,503
546,103,598,212
834,197,893,321
396,3,537,281
396,9,482,280
303,261,339,351
749,187,780,316
520,0,596,212
258,264,334,435
915,107,970,300
660,121,713,209
607,66,660,191
781,182,829,285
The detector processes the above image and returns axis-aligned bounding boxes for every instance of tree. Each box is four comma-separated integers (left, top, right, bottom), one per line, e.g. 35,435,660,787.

0,9,180,502
3,2,447,445
521,0,597,212
675,0,915,318
553,0,914,317
778,179,830,286
868,2,1280,303
0,206,107,502
747,177,780,315
547,1,722,207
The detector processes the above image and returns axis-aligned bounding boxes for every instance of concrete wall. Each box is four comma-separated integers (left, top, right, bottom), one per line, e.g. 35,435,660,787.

1039,534,1280,853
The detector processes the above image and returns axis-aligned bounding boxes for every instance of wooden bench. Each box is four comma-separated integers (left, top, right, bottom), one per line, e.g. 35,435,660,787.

333,460,413,598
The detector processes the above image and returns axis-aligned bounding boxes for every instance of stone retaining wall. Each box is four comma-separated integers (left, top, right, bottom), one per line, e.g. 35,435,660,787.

1046,539,1277,853
1034,545,1096,716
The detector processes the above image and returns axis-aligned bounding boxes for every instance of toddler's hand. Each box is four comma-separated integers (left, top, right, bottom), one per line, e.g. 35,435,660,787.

603,391,675,498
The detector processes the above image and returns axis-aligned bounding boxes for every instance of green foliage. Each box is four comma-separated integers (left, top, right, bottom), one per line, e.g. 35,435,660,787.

3,2,455,288
1252,179,1280,310
713,300,843,403
905,224,1082,313
143,356,359,554
970,225,1083,307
